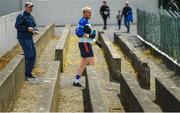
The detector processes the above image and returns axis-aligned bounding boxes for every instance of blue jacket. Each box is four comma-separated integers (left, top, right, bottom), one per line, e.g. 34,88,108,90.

15,11,36,40
76,17,89,37
76,17,94,43
127,10,133,22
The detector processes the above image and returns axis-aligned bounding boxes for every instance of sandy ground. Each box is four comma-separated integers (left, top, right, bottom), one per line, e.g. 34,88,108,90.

0,45,22,70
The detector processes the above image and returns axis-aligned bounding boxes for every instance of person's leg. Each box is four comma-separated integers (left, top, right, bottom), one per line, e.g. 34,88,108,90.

126,21,130,33
77,58,88,76
127,21,130,33
103,16,106,29
74,42,88,86
18,39,33,77
73,58,87,85
29,40,36,75
104,16,107,29
118,20,121,30
88,57,95,65
124,18,129,33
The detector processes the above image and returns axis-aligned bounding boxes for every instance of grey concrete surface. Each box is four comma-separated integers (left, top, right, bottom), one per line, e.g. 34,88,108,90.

34,61,60,112
55,25,71,72
98,32,121,81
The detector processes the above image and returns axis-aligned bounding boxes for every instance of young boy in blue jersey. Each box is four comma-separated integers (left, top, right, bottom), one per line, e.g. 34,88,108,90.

73,7,102,87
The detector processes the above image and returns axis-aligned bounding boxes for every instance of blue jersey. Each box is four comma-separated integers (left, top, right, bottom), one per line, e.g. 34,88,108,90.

76,17,93,43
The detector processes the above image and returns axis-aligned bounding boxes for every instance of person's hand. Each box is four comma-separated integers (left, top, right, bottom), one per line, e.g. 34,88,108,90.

28,27,34,32
89,30,96,39
84,34,89,38
89,34,96,39
33,30,39,35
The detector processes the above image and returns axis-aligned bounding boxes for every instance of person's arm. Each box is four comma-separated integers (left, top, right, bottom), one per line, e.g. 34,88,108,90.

32,16,37,28
121,7,125,18
100,6,103,16
15,14,28,32
76,19,86,37
107,6,110,17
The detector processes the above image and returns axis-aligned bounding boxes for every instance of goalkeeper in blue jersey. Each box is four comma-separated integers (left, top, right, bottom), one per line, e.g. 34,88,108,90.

73,7,103,87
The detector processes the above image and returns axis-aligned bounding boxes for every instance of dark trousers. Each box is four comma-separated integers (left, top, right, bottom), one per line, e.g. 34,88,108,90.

118,20,121,30
102,15,108,29
18,39,36,77
124,17,130,33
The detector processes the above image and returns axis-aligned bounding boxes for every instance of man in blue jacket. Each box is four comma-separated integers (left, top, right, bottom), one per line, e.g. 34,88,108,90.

15,2,39,80
121,2,133,33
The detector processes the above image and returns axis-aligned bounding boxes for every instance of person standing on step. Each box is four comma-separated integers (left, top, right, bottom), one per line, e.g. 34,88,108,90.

15,2,39,81
100,0,110,30
121,2,133,33
73,7,103,87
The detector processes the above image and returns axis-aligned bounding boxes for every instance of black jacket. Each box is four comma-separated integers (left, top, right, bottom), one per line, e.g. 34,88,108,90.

100,5,110,17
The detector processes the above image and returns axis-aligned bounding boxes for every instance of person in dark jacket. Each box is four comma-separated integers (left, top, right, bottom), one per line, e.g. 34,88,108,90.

100,0,110,30
15,2,39,80
121,2,133,33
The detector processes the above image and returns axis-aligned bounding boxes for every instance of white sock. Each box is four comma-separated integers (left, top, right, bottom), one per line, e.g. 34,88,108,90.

74,79,80,83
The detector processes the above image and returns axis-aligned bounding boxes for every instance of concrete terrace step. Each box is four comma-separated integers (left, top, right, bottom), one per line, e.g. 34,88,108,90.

136,35,180,111
34,61,60,112
155,73,180,111
100,32,161,112
120,72,162,112
85,66,107,112
98,31,121,81
116,32,180,112
0,23,55,112
55,24,71,72
114,32,150,89
58,73,85,112
95,34,124,112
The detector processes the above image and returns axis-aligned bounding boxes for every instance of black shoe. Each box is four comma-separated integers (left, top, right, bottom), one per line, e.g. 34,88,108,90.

73,81,83,87
25,75,36,81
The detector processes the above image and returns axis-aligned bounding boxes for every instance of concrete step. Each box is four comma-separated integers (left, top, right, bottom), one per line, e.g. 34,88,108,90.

0,23,55,112
156,76,180,111
55,24,71,72
98,31,121,81
34,61,60,112
113,33,162,112
86,66,107,112
114,31,180,112
114,32,150,89
120,72,161,112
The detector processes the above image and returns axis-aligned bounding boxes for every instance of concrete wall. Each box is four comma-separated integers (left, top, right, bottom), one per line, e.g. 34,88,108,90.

0,12,19,58
22,0,159,26
0,0,22,16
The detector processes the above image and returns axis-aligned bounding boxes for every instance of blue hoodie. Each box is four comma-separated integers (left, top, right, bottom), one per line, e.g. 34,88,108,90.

15,11,36,40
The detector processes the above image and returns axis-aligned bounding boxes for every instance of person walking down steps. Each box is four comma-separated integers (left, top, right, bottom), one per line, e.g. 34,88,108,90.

73,7,103,87
100,0,110,30
121,2,133,33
